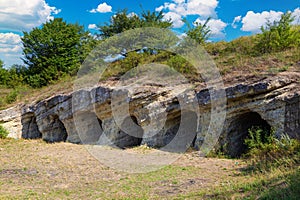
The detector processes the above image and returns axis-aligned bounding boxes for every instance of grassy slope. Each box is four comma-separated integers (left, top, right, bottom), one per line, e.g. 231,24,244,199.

1,38,299,110
0,75,74,110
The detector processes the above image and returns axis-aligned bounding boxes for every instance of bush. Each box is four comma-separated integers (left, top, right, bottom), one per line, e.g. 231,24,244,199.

0,125,9,139
244,126,300,172
254,12,298,54
5,89,18,104
167,55,192,74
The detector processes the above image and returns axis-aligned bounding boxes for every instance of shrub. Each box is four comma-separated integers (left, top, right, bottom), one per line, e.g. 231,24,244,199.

167,55,191,74
5,89,18,104
244,126,300,172
254,12,298,54
0,125,9,139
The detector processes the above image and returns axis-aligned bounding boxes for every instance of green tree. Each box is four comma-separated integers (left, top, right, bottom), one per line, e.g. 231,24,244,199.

140,10,172,28
98,10,172,39
184,17,211,44
22,18,95,87
6,65,27,88
0,60,10,86
255,12,297,54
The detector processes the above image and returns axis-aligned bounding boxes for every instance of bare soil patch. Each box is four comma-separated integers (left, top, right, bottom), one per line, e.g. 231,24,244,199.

0,139,246,199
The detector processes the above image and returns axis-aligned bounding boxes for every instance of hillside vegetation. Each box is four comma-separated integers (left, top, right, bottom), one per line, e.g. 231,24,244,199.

0,11,299,109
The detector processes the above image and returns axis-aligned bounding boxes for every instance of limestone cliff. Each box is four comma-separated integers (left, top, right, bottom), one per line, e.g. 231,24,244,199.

1,72,299,157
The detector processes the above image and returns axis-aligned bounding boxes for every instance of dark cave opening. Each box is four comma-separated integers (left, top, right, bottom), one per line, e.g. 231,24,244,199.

45,115,68,143
115,115,144,148
225,112,271,157
75,111,103,144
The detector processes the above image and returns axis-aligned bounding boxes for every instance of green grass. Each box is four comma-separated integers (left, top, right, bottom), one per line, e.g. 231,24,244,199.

177,167,300,200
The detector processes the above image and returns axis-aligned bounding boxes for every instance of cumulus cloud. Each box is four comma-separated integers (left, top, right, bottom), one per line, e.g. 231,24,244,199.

127,12,138,18
0,33,22,66
156,0,226,37
0,0,60,32
239,8,300,33
88,24,98,30
157,0,218,18
241,10,283,33
164,12,185,28
291,8,300,24
195,18,227,38
90,2,112,13
231,15,241,28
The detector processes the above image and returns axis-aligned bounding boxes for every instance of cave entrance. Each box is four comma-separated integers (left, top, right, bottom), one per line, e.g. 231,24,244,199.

74,111,103,144
162,110,198,152
226,112,271,157
45,115,68,143
115,116,144,148
21,113,42,139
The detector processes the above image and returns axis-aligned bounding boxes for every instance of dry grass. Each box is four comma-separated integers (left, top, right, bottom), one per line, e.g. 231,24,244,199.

0,76,75,110
0,139,299,199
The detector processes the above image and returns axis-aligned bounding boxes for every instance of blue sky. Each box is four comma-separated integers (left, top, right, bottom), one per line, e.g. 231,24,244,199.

0,0,299,67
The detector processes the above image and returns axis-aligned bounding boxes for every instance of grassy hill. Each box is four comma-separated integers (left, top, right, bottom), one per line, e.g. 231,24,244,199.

1,30,299,110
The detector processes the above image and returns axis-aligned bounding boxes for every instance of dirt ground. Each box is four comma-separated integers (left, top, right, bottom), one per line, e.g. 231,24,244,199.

0,139,247,199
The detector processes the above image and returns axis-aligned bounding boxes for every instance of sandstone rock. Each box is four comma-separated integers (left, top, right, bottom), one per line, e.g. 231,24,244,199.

0,72,298,157
0,105,22,138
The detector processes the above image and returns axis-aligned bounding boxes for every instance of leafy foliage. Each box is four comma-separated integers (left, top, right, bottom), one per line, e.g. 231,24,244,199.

184,17,211,44
98,10,172,39
0,61,27,88
22,18,95,87
244,126,300,172
5,89,19,104
255,12,298,54
0,125,9,139
0,62,10,86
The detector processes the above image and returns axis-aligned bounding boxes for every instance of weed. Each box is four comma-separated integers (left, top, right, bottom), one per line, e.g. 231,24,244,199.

0,125,9,139
243,126,300,172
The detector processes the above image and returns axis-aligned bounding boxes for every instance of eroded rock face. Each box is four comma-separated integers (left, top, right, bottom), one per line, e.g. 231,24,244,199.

0,105,22,139
0,72,299,155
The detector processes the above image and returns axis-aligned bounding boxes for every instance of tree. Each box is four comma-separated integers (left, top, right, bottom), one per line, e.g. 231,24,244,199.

0,60,9,85
6,65,27,88
98,10,172,39
255,12,297,54
183,17,211,44
140,10,172,28
22,18,95,87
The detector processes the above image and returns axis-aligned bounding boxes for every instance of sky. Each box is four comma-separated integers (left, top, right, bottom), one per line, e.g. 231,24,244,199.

0,0,299,67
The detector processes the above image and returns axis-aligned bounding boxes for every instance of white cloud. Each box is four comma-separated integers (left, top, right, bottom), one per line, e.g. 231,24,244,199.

0,33,21,45
186,0,218,17
231,15,241,28
291,8,300,25
156,0,222,32
164,12,185,28
0,0,60,32
90,2,112,13
155,6,164,12
241,10,283,33
240,8,300,33
195,18,227,38
88,24,98,30
0,33,22,66
157,0,218,19
127,12,138,18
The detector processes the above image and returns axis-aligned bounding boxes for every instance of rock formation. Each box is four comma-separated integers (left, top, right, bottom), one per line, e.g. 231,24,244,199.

0,72,299,157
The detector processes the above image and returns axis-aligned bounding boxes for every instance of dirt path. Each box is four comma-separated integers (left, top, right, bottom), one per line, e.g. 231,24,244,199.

0,139,245,199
